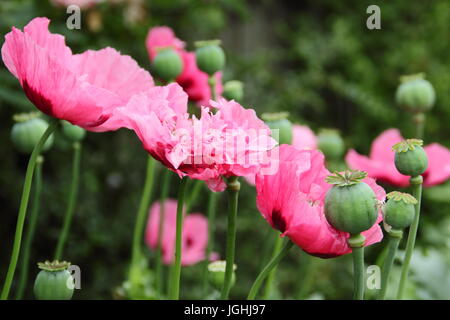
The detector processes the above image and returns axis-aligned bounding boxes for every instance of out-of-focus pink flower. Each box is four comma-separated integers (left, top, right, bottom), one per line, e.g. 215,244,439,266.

292,125,317,150
244,124,317,186
145,26,222,105
118,94,277,192
50,0,99,10
145,199,208,266
1,17,153,131
346,129,450,187
256,144,385,258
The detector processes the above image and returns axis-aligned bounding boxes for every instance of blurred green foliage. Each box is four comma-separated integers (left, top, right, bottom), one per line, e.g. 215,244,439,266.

0,0,449,299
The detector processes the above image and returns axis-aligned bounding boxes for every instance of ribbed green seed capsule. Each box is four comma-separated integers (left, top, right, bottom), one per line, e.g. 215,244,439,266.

393,139,428,177
318,129,345,160
61,121,86,142
34,261,74,300
208,261,236,291
396,74,435,113
152,48,183,82
222,80,244,101
262,112,293,145
384,192,416,230
11,117,54,154
324,171,378,234
195,42,225,76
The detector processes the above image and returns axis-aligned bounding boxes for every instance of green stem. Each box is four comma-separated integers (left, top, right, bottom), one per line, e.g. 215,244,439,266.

168,177,188,300
202,191,218,294
155,169,171,298
208,76,217,101
247,240,293,300
348,233,366,300
54,142,82,260
413,113,425,139
397,175,423,299
15,156,44,300
262,235,283,299
379,231,402,300
352,246,365,300
185,179,203,213
128,156,156,298
220,176,240,300
1,118,58,300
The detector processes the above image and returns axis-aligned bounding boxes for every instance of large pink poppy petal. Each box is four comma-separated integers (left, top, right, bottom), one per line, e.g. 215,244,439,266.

424,143,450,186
292,125,317,150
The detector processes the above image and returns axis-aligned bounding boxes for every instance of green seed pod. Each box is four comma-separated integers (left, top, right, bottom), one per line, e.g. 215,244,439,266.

396,74,435,113
61,120,86,142
222,80,244,101
195,41,225,76
384,191,417,230
11,115,54,154
151,48,183,82
34,260,74,300
318,129,345,160
325,171,378,234
393,139,428,177
207,260,236,291
261,112,293,145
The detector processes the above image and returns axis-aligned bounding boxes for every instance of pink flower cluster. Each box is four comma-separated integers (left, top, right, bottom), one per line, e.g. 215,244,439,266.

146,26,222,105
116,88,277,191
256,145,385,257
346,129,450,187
145,200,209,266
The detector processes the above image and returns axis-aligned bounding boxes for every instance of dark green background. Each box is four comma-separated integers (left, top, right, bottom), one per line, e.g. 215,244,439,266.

0,0,449,299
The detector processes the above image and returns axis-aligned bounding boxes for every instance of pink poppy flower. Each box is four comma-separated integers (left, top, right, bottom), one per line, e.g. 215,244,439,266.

1,17,153,131
256,144,385,258
292,125,317,150
118,93,277,191
346,128,450,187
244,124,317,186
145,26,222,105
50,0,99,9
145,199,208,266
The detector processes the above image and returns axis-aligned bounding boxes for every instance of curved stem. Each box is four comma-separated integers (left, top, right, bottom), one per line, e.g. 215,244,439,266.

128,156,156,297
54,142,82,260
397,176,423,299
1,118,58,300
202,191,218,294
247,240,293,300
262,235,283,299
168,177,188,300
351,246,365,300
155,169,171,298
15,156,44,300
379,233,401,300
220,177,240,300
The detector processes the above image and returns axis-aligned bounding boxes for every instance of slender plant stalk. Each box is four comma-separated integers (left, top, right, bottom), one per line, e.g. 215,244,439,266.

128,156,156,297
413,113,425,139
351,246,365,300
397,175,423,299
54,142,82,260
220,176,240,300
15,156,44,300
155,169,171,298
1,118,58,300
379,232,402,300
202,191,218,294
185,179,203,213
247,240,293,300
168,177,188,300
262,235,284,299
